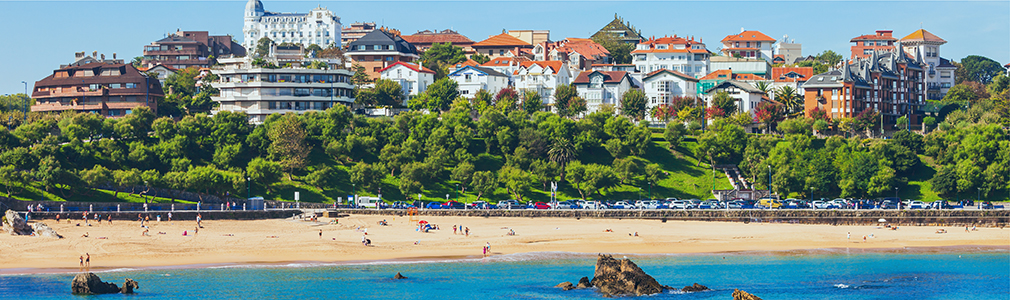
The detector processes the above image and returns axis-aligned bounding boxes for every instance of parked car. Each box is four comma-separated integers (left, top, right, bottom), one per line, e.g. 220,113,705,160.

907,200,926,209
578,200,605,209
668,200,691,209
927,201,959,209
758,198,783,209
812,201,829,209
497,200,524,209
699,201,722,209
552,200,580,209
611,201,633,209
531,202,551,209
468,201,494,209
980,202,1005,210
635,200,660,209
425,202,445,209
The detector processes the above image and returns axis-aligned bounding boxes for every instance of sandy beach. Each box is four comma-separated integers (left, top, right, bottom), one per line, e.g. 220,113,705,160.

2,214,1007,272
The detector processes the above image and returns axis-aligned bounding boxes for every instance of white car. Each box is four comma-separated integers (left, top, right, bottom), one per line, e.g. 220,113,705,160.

612,201,634,209
580,200,605,210
635,200,660,209
908,201,926,209
668,200,690,209
812,201,829,209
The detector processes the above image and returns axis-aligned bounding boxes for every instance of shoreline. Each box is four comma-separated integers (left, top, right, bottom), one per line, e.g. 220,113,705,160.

2,215,1007,275
2,245,1007,276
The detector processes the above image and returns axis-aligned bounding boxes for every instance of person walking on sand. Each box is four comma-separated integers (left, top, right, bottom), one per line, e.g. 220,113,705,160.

56,214,60,223
85,253,90,271
168,212,172,222
863,235,867,242
108,215,112,224
486,242,491,254
847,232,851,240
465,227,469,237
453,225,457,235
319,229,323,239
197,214,203,228
79,256,84,271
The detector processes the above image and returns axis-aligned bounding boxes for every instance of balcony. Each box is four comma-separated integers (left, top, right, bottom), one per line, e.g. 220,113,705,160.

143,49,202,56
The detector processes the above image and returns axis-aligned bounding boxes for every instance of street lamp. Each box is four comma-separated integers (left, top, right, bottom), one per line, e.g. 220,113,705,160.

767,165,772,197
21,81,28,121
246,177,251,199
977,187,981,202
648,181,652,200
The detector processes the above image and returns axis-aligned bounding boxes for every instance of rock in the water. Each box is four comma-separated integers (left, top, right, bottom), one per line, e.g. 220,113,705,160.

121,279,139,294
681,283,710,292
30,223,62,238
71,273,121,295
732,289,763,300
3,210,33,235
589,254,664,296
393,272,407,279
555,281,574,291
576,276,593,288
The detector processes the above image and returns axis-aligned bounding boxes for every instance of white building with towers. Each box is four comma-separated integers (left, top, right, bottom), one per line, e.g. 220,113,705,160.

243,0,342,51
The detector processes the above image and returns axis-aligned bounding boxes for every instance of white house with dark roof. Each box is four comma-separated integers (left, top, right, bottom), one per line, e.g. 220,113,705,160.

344,29,420,79
703,80,766,115
642,69,698,108
378,62,435,104
449,65,509,98
572,70,637,112
900,29,954,100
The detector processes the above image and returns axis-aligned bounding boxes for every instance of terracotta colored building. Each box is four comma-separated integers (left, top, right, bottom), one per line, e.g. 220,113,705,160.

472,32,532,59
803,49,924,124
401,29,475,54
32,53,163,117
142,30,245,69
849,30,897,59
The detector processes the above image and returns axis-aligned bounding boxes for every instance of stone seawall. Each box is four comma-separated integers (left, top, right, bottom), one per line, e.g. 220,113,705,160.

26,210,304,221
330,209,1010,226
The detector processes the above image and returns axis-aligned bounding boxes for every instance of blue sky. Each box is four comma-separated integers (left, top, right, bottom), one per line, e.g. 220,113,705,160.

1,0,1008,95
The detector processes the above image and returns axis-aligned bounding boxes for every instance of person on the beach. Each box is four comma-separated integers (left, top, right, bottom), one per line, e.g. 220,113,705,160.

453,225,457,235
863,235,867,242
85,253,90,271
143,228,150,236
847,232,850,239
197,214,203,228
362,235,367,246
108,215,112,224
319,229,323,239
82,212,88,224
82,232,89,237
55,214,60,223
97,214,101,224
486,242,491,254
465,227,469,237
168,212,172,222
482,245,487,257
195,227,199,235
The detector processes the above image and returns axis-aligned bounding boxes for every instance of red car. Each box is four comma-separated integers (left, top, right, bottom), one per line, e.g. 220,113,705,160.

532,202,550,209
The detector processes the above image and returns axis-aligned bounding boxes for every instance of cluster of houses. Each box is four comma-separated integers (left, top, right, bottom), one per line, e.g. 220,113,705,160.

28,0,970,129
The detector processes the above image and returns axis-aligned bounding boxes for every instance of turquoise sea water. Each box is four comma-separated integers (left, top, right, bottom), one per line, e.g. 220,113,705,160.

2,250,1007,299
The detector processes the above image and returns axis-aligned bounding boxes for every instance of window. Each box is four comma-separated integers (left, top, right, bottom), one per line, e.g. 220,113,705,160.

358,45,366,51
388,45,394,50
499,50,504,56
374,45,381,50
386,57,394,61
756,42,761,48
464,74,472,82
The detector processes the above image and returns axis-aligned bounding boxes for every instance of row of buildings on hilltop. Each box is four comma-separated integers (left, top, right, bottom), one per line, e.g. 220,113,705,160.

28,0,965,129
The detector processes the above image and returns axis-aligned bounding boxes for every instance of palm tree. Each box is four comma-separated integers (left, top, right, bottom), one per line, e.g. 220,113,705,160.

773,86,802,114
548,138,575,166
753,81,772,94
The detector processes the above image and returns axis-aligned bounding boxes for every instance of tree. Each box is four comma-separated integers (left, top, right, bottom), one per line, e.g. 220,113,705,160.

776,118,813,135
411,78,459,111
268,114,310,179
711,91,737,115
922,116,937,133
957,55,1004,85
451,161,475,186
305,166,336,192
813,119,830,134
498,165,531,202
696,120,746,165
930,165,957,198
470,171,497,202
592,32,636,64
112,168,143,197
254,37,273,58
753,81,772,94
816,50,842,66
494,88,519,112
943,82,989,103
565,161,617,200
247,157,283,193
754,102,784,133
471,89,493,115
664,122,686,149
350,162,385,193
370,79,405,107
471,53,490,64
0,165,26,197
131,56,144,69
421,42,466,79
651,104,677,122
613,157,639,184
553,84,577,116
521,90,543,114
350,64,371,86
774,86,803,114
619,89,647,121
569,96,588,118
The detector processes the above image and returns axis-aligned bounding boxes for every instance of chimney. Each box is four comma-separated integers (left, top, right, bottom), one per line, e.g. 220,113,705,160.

113,53,117,60
93,51,98,58
76,52,85,59
101,54,105,61
740,27,745,33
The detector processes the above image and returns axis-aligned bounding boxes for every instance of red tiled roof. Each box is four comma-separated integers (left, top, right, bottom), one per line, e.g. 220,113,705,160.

454,59,480,69
644,69,698,82
901,29,946,43
850,34,897,42
481,56,528,67
699,69,766,81
632,35,708,54
572,70,631,84
513,60,564,75
378,61,435,74
770,67,814,82
402,30,475,45
721,30,776,42
555,38,610,59
473,33,530,47
723,47,761,51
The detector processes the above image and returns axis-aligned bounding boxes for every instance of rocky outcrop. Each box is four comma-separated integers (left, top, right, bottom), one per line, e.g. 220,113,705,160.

71,273,122,295
30,222,62,238
393,272,407,279
681,283,710,292
3,210,32,235
121,279,139,294
555,282,574,291
732,289,762,300
589,254,664,296
576,276,592,289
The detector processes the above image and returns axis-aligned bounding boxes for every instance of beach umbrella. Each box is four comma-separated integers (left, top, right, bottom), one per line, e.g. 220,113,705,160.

418,220,428,224
878,218,887,223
